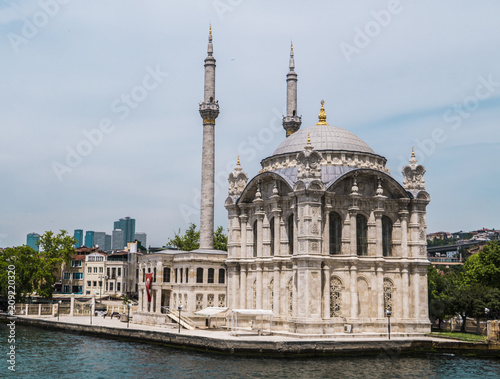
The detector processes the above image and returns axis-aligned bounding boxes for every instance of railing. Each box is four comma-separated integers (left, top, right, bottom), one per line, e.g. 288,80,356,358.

428,257,461,263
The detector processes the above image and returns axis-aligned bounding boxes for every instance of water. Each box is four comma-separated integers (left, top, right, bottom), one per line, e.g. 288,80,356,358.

2,324,500,378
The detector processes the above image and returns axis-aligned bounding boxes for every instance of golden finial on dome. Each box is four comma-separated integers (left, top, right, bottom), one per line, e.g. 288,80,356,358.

291,41,293,53
237,156,240,165
316,99,328,125
209,24,212,36
307,133,311,144
411,147,415,158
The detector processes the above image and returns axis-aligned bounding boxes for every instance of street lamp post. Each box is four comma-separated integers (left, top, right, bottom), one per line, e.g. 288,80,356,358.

57,300,62,321
178,305,183,333
98,275,108,303
386,309,392,340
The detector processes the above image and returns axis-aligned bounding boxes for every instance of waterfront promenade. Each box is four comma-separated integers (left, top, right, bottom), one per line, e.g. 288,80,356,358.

7,314,499,357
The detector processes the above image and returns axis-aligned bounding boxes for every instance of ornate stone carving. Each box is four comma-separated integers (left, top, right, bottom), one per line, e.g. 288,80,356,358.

227,157,248,197
402,149,426,192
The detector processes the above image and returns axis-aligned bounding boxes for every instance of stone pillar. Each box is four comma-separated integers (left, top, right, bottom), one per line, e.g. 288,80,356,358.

155,289,162,314
240,266,247,309
413,268,420,320
70,294,75,316
376,265,384,318
240,213,248,258
367,210,377,256
402,266,409,319
374,210,383,257
399,210,409,258
138,288,143,311
256,264,263,309
273,264,280,316
409,204,419,258
323,209,330,255
350,265,358,319
199,121,215,249
256,212,264,257
272,209,281,256
91,295,96,315
323,264,331,319
349,209,357,255
38,303,42,316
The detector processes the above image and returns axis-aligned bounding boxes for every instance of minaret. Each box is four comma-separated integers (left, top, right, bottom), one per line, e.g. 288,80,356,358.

282,42,302,137
198,26,219,250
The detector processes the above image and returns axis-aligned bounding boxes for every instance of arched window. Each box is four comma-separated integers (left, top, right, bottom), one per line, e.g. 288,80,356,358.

253,220,258,257
270,217,275,256
329,212,342,255
382,216,393,257
218,268,225,284
196,268,203,283
356,214,368,256
383,278,395,314
330,277,342,317
288,214,294,255
207,268,214,283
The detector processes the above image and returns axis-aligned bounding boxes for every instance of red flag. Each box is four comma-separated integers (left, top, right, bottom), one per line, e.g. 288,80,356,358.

145,273,153,303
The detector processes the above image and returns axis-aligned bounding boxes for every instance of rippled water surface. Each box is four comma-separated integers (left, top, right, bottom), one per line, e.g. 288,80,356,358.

2,324,500,378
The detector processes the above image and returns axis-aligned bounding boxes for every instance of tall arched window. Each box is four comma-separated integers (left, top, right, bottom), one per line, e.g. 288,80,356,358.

330,277,342,317
253,220,258,257
196,268,203,283
382,216,393,257
329,212,342,255
288,214,294,255
356,214,368,256
270,217,275,256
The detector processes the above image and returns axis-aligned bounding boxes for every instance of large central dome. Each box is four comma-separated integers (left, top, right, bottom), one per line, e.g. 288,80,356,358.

273,123,375,156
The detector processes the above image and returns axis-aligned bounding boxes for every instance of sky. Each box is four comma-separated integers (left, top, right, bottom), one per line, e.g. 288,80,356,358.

1,0,499,248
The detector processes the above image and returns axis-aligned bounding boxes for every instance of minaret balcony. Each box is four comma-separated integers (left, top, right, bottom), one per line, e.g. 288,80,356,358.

199,102,220,124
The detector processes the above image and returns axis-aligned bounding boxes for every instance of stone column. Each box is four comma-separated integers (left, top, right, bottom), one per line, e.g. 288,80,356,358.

413,268,420,320
399,210,409,258
323,209,330,255
256,212,264,258
239,213,248,258
374,210,383,257
376,265,384,318
349,208,357,255
155,289,162,314
240,265,247,309
323,264,331,319
272,209,281,256
350,265,358,319
138,287,143,311
273,264,280,315
401,266,409,319
256,264,263,309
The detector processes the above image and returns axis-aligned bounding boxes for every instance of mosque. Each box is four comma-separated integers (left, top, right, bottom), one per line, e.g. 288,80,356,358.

138,29,431,335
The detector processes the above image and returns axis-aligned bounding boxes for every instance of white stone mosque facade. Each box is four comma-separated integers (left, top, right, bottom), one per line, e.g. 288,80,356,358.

137,30,431,334
225,45,431,334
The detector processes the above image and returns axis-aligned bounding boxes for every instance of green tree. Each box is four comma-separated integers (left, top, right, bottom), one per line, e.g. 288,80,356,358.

166,224,227,252
463,241,500,289
36,230,76,298
427,265,454,329
0,246,41,302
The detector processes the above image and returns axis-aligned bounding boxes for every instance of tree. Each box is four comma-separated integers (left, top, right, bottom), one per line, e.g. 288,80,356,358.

36,230,76,298
463,241,500,289
427,265,454,329
166,224,228,252
0,246,41,302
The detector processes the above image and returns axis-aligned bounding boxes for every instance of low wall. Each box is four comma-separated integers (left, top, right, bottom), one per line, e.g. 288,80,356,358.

6,316,500,357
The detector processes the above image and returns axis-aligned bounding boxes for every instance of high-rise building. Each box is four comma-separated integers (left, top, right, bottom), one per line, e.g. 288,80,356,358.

84,231,94,248
112,229,125,250
113,217,135,245
134,232,147,248
74,229,83,248
94,232,106,250
27,232,39,251
105,234,112,251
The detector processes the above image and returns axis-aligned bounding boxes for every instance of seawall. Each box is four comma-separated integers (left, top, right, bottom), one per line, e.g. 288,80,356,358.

4,316,500,358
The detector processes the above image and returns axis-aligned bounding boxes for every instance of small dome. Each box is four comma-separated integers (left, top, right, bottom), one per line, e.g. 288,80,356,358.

273,124,375,156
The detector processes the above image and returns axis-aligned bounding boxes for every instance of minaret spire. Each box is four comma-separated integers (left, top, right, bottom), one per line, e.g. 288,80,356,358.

282,42,302,137
198,26,220,250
